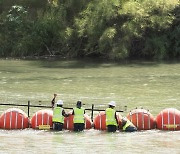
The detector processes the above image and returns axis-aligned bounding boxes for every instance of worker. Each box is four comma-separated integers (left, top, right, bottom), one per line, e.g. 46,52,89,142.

72,100,85,132
105,101,118,132
51,93,57,108
52,100,68,131
121,117,137,132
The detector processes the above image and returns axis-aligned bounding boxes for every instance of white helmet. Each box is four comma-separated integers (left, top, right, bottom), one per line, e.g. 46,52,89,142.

56,100,63,105
108,101,116,107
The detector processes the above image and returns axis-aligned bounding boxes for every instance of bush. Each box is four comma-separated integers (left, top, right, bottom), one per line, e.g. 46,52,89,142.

0,0,180,59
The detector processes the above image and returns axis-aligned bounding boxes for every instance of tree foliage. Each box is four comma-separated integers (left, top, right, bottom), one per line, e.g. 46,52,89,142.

0,0,179,59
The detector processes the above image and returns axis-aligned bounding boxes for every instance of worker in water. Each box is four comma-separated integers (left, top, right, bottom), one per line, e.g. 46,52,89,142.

121,116,137,132
72,100,85,131
105,101,118,132
52,100,68,131
51,93,57,108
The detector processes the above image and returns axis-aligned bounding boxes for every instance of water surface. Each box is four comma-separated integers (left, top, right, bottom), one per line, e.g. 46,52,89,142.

0,59,180,153
0,129,180,154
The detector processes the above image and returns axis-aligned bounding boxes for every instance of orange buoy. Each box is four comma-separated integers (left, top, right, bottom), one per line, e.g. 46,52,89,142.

156,108,180,131
93,111,122,130
93,111,106,130
127,109,155,130
0,108,29,129
31,109,53,129
64,113,92,130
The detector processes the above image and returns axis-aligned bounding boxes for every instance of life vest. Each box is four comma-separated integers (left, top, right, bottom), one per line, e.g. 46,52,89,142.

105,108,118,126
53,107,64,123
122,119,132,131
73,107,85,124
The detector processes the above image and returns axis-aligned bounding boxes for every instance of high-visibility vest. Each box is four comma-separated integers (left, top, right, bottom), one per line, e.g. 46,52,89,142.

122,119,132,131
73,107,85,124
53,107,64,123
105,108,118,126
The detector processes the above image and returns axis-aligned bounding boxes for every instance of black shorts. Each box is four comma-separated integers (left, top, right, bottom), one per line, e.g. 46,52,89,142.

74,123,85,132
107,125,117,132
53,122,64,131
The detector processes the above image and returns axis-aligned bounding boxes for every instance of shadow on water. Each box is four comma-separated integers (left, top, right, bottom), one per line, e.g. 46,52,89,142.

1,57,180,69
2,57,180,69
27,58,164,69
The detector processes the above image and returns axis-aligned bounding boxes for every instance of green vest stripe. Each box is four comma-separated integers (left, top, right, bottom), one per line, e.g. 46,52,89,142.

73,107,84,124
123,119,132,131
53,107,64,123
105,108,117,126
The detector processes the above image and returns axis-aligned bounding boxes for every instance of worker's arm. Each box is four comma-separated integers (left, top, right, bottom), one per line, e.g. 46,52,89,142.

71,109,74,115
62,109,69,117
51,94,57,108
115,111,118,124
121,117,127,127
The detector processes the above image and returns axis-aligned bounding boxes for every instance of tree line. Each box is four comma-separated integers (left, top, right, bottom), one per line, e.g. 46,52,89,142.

0,0,180,60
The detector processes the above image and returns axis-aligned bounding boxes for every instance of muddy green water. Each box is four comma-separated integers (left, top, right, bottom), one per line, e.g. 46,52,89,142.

0,59,180,153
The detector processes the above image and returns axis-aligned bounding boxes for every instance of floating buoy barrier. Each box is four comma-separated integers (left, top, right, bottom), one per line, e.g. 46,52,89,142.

156,108,180,131
0,102,179,132
93,111,106,130
0,108,29,129
64,113,92,130
93,111,122,130
31,109,53,129
127,109,155,130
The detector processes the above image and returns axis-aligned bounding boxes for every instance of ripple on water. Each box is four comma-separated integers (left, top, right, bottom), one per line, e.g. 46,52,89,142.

0,129,180,153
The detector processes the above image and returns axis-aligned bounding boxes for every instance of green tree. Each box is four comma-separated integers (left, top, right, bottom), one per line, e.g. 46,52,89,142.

0,0,180,59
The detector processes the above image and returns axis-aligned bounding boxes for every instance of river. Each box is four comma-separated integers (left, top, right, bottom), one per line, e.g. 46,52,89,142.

0,59,180,153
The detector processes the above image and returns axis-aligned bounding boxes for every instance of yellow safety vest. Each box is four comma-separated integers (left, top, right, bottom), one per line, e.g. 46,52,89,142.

53,107,64,123
105,108,118,126
73,107,85,124
122,119,132,131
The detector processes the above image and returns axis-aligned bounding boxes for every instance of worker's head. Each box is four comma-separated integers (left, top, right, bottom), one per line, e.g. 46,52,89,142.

76,100,82,108
56,100,63,107
108,101,116,108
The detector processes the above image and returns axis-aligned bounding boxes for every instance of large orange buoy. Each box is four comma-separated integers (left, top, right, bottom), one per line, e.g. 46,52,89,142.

31,109,53,129
0,108,29,129
93,111,106,130
156,108,180,131
127,109,155,130
93,111,122,130
64,113,92,130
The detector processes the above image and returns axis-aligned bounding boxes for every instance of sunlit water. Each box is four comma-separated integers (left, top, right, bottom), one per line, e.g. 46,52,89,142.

0,59,180,153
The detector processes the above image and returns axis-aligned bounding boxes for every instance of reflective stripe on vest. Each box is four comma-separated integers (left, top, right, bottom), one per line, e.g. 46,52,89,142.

105,108,117,126
123,119,132,131
53,107,64,123
73,107,84,124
